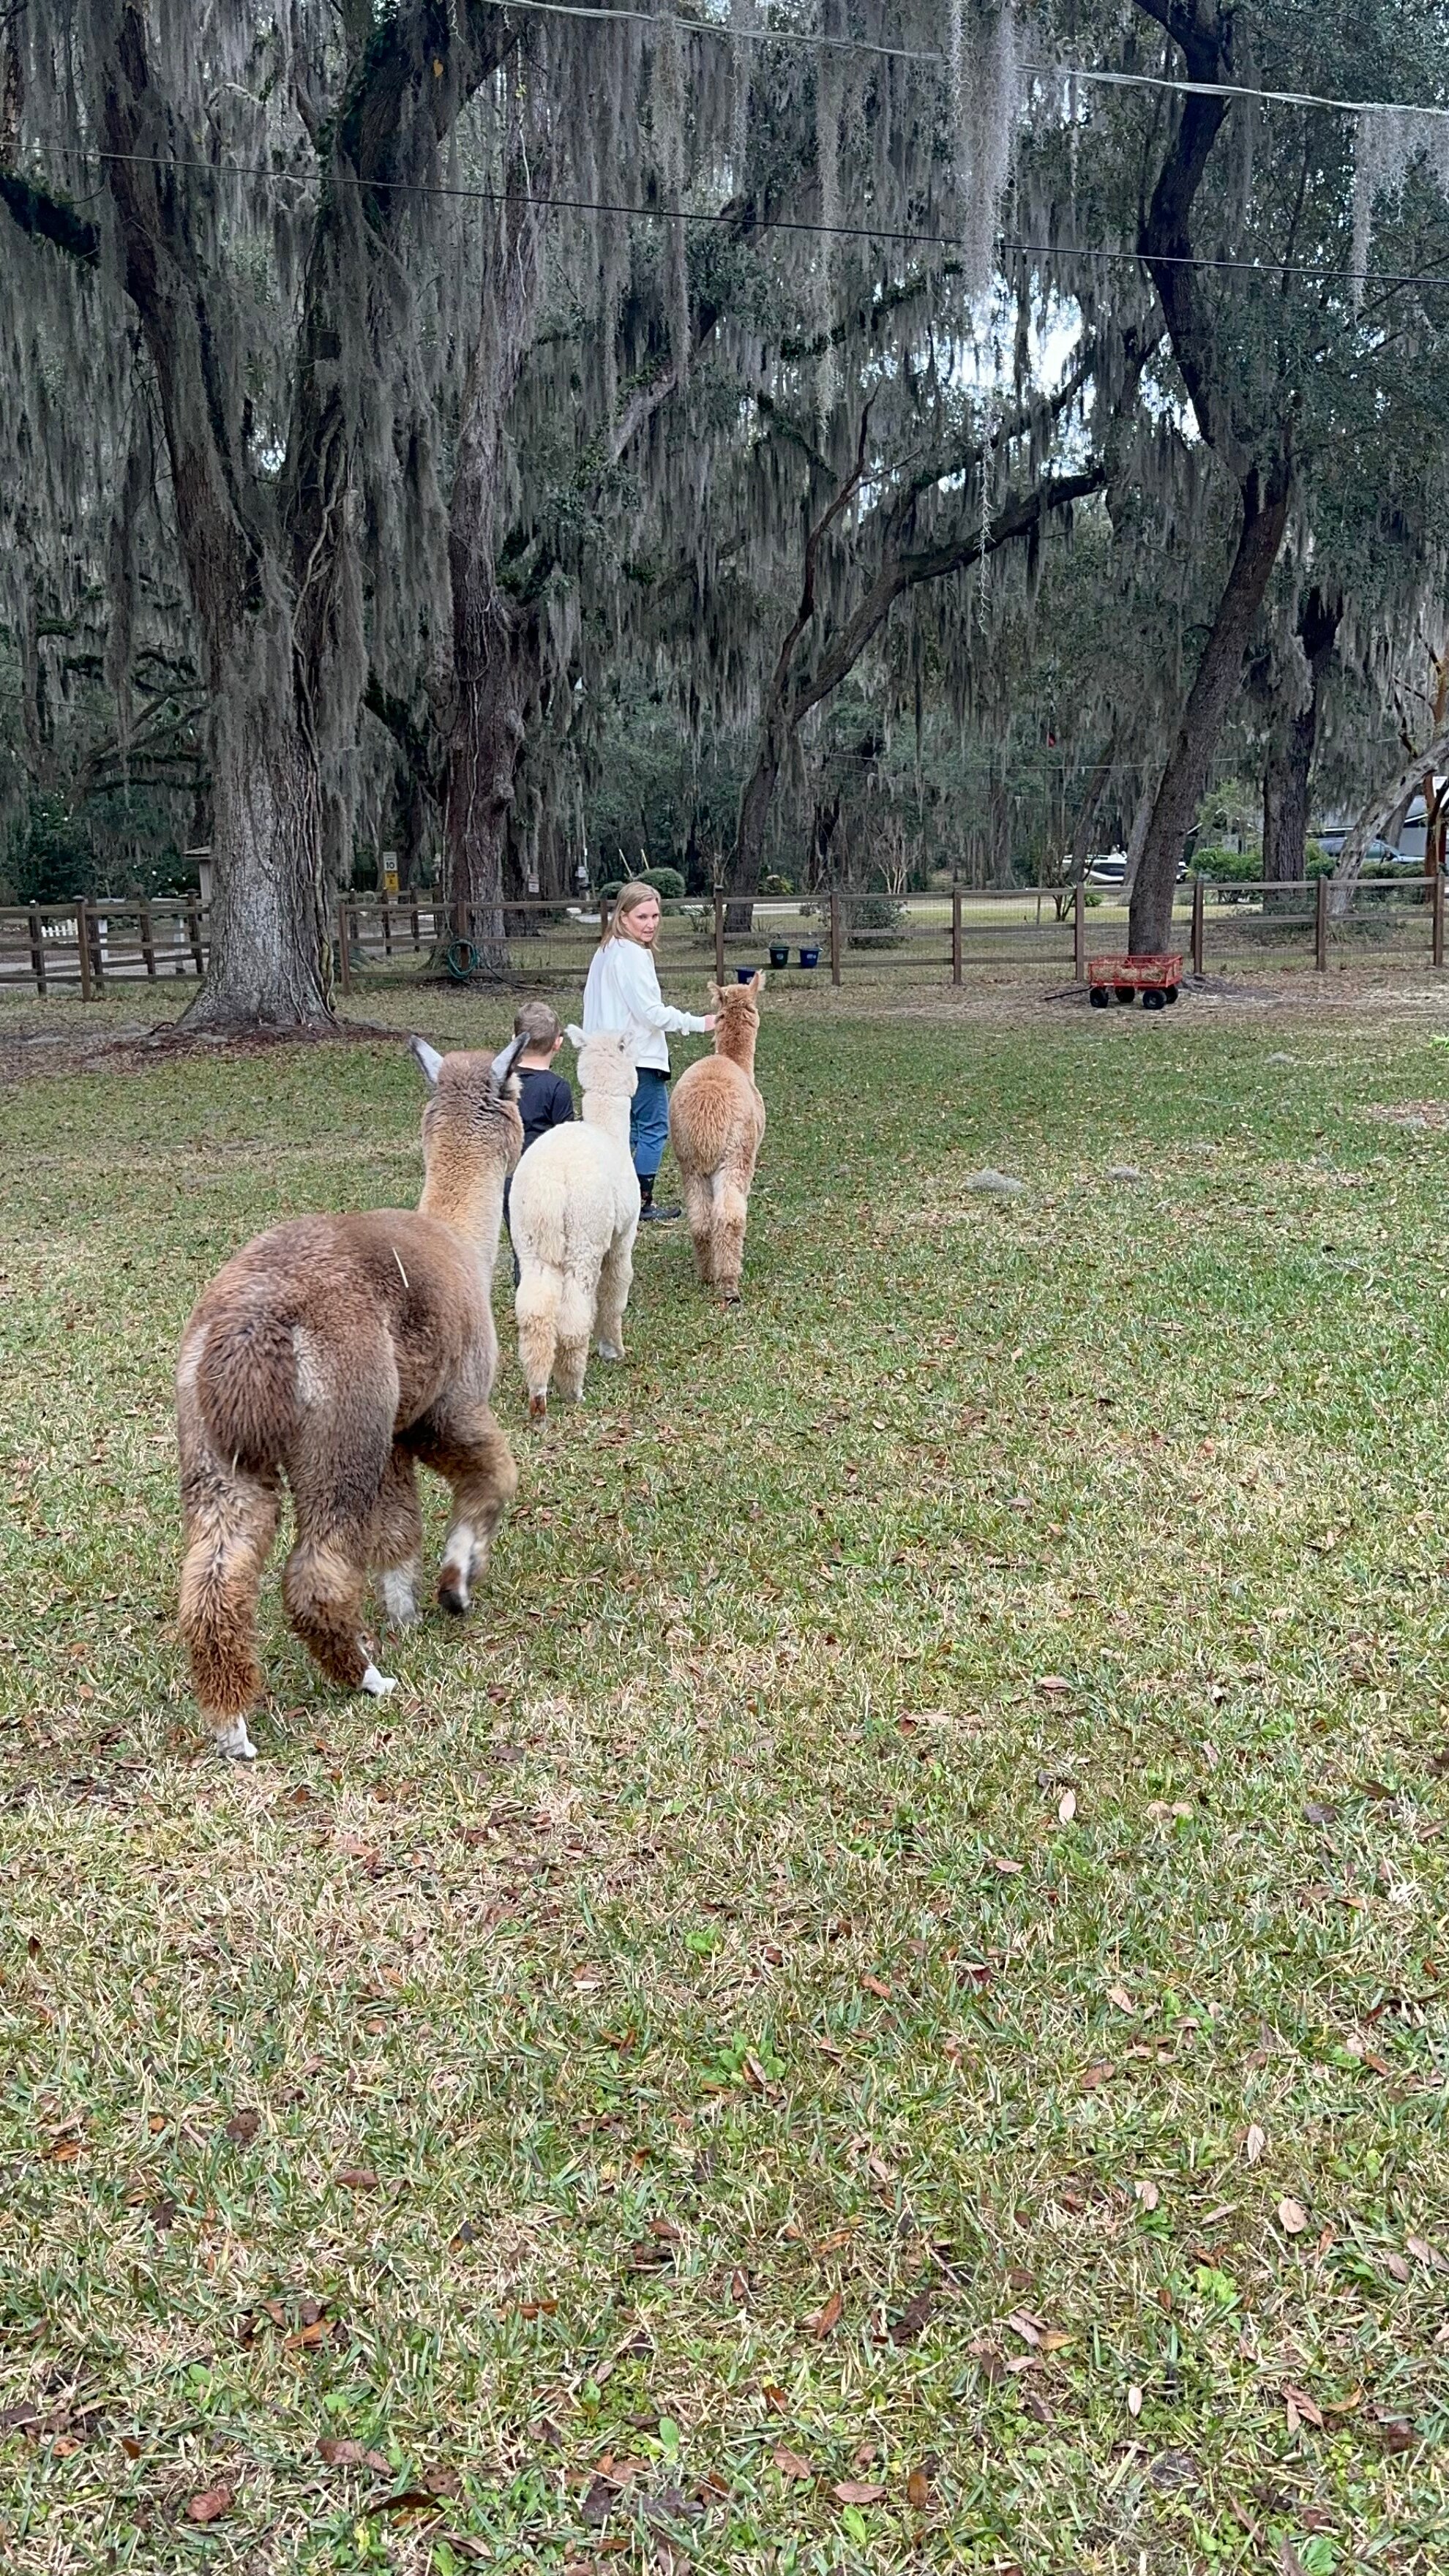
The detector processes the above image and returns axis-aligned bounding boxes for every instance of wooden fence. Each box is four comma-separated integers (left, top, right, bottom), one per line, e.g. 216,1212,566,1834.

4,874,1445,998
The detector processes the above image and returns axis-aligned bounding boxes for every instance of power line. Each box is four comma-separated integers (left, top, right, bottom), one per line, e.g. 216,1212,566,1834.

397,0,1449,126
75,148,1449,293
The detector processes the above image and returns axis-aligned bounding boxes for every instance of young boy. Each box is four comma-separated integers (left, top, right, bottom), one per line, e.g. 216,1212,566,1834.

496,1002,573,1278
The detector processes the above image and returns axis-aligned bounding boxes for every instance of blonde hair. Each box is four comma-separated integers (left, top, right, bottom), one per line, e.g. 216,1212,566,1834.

512,1000,563,1048
601,879,660,943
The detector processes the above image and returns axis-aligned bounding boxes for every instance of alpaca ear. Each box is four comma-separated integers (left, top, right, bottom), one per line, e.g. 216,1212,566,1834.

565,1022,587,1051
410,1036,444,1088
493,1031,530,1097
708,981,722,1007
750,970,765,994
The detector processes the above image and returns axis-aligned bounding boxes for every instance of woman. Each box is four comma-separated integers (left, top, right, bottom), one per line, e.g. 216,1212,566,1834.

582,880,716,1221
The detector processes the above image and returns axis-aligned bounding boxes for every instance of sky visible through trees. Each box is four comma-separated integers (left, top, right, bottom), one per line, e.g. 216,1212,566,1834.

3,1,1449,1015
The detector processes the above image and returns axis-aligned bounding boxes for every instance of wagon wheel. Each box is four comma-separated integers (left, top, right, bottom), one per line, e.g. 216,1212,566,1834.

1088,985,1111,1008
1164,984,1180,1003
1114,985,1135,1003
1142,989,1166,1011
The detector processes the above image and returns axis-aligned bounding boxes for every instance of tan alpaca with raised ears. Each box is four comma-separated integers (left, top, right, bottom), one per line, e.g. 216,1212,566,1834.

667,973,766,1304
175,1038,524,1760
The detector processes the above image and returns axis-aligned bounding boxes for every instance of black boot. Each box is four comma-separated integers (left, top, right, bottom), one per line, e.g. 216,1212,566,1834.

638,1172,680,1224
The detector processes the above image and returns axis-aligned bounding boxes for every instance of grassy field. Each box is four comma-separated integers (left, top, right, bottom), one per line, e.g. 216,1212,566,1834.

3,979,1448,2575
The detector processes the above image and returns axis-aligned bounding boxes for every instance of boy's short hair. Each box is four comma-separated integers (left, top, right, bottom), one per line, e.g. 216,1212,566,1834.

513,1001,562,1049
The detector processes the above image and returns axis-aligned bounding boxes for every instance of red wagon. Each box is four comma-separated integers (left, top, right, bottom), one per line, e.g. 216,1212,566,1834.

1087,950,1183,1011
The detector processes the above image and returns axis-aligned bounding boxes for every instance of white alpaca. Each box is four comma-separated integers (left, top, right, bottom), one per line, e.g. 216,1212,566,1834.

509,1024,640,1418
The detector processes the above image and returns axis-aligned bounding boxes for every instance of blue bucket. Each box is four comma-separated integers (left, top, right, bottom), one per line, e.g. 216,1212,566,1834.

798,946,820,969
735,965,760,984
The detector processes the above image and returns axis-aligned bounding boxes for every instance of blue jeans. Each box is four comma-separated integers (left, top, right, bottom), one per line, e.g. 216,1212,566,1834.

631,1068,670,1179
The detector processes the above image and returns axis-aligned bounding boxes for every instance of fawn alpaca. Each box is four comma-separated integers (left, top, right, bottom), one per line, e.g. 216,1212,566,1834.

176,1039,523,1759
509,1025,640,1418
667,973,766,1303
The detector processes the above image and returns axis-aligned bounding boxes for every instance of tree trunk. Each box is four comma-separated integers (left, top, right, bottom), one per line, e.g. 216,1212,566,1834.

1330,717,1449,914
1128,461,1291,954
1068,732,1116,880
443,591,530,971
725,724,785,932
1262,590,1341,883
197,646,331,1025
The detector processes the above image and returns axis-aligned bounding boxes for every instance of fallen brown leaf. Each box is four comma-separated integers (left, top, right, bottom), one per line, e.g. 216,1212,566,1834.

222,2109,260,2145
905,2464,930,2510
805,2288,843,2339
1127,2384,1143,2418
1277,2197,1308,2236
1107,1984,1133,2012
1244,2124,1266,2165
335,2166,379,2192
858,1974,892,2000
1283,2385,1323,2430
1057,1789,1077,1824
832,2480,886,2505
888,2288,933,2345
1134,2178,1160,2213
186,2486,232,2524
1036,1676,1073,1696
773,2448,813,2482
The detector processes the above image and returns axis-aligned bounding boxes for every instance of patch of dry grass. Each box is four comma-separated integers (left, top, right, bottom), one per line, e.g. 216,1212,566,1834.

2,987,1448,2572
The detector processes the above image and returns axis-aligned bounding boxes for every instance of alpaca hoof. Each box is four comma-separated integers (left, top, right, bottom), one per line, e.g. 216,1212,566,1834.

528,1393,547,1422
214,1718,257,1761
596,1340,624,1362
360,1663,397,1698
720,1293,742,1308
438,1574,470,1616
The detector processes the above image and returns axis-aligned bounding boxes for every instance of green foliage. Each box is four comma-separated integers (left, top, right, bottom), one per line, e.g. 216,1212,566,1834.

2,787,189,904
1192,844,1262,884
846,891,906,946
759,871,794,896
640,865,686,902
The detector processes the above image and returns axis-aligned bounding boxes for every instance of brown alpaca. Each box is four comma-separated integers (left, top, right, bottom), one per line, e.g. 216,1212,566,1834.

176,1038,523,1759
667,973,766,1304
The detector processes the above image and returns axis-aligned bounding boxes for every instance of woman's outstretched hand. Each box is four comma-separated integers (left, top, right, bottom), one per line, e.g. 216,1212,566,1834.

702,1014,718,1030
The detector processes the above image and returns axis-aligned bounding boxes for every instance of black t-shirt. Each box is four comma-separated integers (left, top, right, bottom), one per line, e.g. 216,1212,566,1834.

517,1065,574,1153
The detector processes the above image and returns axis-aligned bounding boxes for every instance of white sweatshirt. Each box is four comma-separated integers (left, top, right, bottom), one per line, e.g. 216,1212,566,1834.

581,934,710,1073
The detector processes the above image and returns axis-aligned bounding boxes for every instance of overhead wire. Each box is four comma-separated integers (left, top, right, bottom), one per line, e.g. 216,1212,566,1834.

65,147,1449,295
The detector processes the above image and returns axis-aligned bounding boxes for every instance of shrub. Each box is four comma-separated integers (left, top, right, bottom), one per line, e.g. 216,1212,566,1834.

640,865,686,902
1192,843,1260,883
846,891,906,947
758,871,794,896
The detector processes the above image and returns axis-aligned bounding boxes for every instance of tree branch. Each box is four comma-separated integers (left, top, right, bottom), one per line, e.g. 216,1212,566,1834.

0,164,100,261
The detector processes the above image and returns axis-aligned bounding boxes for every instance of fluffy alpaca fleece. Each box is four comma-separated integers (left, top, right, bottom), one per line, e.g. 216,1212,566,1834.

509,1024,640,1418
667,973,766,1303
175,1038,523,1759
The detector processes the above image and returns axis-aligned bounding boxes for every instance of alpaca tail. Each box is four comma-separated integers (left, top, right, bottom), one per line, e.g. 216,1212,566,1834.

193,1303,302,1472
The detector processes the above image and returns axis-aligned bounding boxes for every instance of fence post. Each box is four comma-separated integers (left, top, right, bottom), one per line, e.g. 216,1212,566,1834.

1191,874,1205,978
76,899,93,1002
28,906,45,996
951,886,962,986
1073,880,1085,982
829,888,842,986
337,899,353,995
598,893,611,943
187,893,204,976
140,899,157,980
714,890,725,984
410,902,421,951
1434,866,1445,970
1314,869,1329,973
381,898,393,960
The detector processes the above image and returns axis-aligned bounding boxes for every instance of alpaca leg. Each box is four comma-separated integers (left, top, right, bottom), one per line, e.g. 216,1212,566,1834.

515,1260,560,1420
178,1444,282,1760
595,1227,635,1362
282,1410,394,1693
411,1404,518,1614
711,1174,751,1305
372,1445,423,1630
553,1264,599,1404
681,1173,714,1284
282,1533,381,1692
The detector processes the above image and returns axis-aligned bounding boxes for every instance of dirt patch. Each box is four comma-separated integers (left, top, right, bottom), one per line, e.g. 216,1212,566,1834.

0,1010,395,1086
